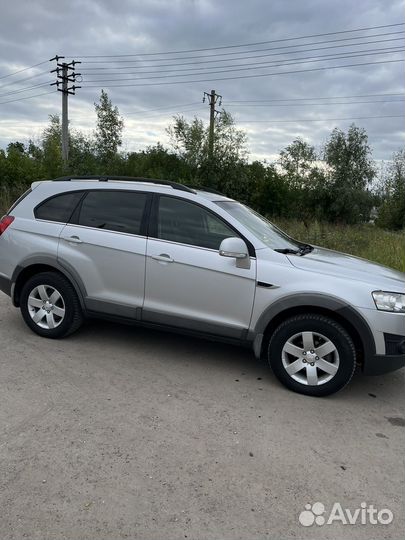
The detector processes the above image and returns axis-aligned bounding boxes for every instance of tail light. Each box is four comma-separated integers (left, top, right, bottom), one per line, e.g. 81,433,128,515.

0,215,14,235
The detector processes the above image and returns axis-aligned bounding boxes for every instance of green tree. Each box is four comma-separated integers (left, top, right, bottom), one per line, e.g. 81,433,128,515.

323,124,375,223
94,90,124,166
211,111,248,166
279,138,317,189
123,143,192,183
68,131,99,176
248,161,289,216
40,115,63,177
167,110,248,189
167,116,206,171
377,149,405,230
0,141,43,212
278,138,329,222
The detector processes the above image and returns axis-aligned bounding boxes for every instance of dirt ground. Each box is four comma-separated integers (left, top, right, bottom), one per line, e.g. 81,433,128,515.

0,293,404,540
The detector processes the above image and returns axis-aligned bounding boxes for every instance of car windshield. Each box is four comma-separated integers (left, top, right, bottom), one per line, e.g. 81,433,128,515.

215,201,300,251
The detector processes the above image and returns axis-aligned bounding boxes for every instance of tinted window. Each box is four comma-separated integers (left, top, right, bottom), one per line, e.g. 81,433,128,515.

76,190,147,235
157,196,237,249
35,191,83,223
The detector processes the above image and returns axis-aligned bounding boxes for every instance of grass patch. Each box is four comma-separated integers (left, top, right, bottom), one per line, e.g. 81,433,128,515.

272,218,405,272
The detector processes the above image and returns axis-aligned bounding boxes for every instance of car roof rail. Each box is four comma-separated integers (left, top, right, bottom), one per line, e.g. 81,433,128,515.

51,175,195,193
196,186,226,196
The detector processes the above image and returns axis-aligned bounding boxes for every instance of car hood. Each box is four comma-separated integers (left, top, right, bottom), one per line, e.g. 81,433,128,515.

287,246,405,290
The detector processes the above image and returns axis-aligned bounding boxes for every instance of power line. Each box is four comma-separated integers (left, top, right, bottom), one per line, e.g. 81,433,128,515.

236,114,405,123
0,89,56,106
226,99,405,107
0,81,53,99
126,107,205,120
82,46,404,81
123,96,404,116
228,92,404,102
126,100,404,120
125,101,201,115
81,36,405,72
0,59,49,80
81,59,404,88
79,31,405,64
26,50,402,101
0,70,51,90
71,23,404,58
81,56,404,87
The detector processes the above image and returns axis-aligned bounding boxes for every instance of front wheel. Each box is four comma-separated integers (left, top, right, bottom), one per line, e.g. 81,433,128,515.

268,314,356,396
20,271,83,338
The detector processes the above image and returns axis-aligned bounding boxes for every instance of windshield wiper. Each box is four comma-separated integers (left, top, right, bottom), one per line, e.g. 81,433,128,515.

298,243,314,255
274,243,314,256
274,248,300,254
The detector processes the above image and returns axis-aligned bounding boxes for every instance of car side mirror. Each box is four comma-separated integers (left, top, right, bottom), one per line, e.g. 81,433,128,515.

219,237,248,259
219,237,250,269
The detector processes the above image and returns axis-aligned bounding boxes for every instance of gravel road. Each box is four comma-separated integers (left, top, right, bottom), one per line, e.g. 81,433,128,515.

0,293,404,539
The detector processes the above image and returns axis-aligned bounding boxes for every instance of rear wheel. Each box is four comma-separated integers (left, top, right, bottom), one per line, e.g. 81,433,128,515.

268,314,356,396
20,272,83,338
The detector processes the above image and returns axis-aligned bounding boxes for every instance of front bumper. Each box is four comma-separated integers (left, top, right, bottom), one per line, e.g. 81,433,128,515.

363,352,405,375
363,331,405,375
0,274,11,297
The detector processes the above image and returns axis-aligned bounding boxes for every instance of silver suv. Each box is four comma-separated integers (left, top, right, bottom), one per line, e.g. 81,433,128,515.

1,176,404,396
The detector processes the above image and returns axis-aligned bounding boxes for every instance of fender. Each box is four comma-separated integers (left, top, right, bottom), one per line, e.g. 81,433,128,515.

11,255,87,310
251,292,376,360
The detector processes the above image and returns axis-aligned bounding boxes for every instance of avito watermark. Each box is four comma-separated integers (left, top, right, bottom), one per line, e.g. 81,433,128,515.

299,501,394,527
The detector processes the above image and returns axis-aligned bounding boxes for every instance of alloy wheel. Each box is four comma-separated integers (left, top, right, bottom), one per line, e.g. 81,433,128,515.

27,285,66,330
281,331,340,386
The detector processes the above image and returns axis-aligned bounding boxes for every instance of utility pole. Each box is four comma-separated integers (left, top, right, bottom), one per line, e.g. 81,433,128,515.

61,63,69,164
203,90,222,160
50,56,81,165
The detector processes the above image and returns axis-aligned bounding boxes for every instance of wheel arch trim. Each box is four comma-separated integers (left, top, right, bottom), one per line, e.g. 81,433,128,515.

251,293,376,360
11,255,87,310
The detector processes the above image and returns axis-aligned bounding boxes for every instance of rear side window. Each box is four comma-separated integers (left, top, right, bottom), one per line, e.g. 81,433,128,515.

74,190,147,235
35,191,83,223
7,187,32,214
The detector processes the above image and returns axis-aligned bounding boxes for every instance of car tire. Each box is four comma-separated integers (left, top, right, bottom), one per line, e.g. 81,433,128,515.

268,314,356,397
20,271,83,339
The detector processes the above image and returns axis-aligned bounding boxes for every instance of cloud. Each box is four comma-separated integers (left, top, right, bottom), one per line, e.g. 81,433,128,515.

0,0,403,160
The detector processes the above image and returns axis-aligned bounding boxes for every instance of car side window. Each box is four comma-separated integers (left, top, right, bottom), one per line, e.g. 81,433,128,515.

157,196,238,250
35,191,84,223
73,190,147,235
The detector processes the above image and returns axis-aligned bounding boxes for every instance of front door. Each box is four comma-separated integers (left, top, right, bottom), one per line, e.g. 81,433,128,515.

143,195,256,338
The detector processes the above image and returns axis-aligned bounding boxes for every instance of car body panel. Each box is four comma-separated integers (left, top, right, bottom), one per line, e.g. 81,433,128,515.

0,216,65,279
143,237,256,338
58,223,147,312
356,307,405,355
287,246,404,290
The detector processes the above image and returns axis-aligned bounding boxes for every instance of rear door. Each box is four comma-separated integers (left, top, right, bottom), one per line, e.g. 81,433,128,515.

1,190,84,283
142,195,256,338
58,189,150,318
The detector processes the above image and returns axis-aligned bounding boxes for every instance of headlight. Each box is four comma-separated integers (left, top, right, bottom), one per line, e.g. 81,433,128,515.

372,291,405,312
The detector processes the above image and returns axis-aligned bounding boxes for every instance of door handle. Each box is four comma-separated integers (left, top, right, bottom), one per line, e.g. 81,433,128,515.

151,253,174,263
62,235,83,244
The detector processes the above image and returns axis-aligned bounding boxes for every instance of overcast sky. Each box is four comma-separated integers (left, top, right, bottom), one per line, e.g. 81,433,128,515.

0,0,403,161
